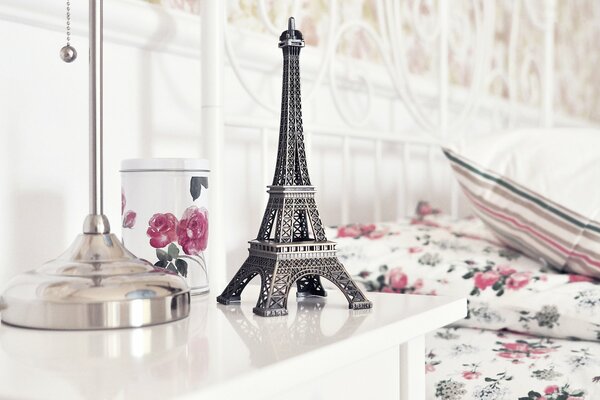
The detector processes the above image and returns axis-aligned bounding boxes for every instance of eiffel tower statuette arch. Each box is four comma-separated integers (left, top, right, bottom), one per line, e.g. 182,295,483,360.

216,17,372,317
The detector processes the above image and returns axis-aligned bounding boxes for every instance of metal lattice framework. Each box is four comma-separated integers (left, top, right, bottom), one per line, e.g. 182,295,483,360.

217,17,372,317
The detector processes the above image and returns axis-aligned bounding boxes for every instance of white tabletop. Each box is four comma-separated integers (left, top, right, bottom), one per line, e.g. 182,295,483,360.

0,286,466,400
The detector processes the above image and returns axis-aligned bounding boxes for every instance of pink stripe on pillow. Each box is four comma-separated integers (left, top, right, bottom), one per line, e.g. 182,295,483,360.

463,190,600,269
444,146,600,279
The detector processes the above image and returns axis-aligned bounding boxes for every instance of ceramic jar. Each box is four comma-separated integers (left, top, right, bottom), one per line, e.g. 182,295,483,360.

121,159,210,295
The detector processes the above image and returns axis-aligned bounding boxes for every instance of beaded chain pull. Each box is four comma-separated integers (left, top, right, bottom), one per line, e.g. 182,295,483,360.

59,0,77,63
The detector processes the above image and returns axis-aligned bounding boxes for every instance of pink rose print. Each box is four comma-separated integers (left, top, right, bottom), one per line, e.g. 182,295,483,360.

496,340,556,359
177,206,209,255
425,350,440,374
362,266,425,294
121,188,126,215
530,348,554,355
464,264,541,296
498,351,522,359
474,271,500,290
507,272,530,290
544,385,559,395
415,201,440,218
462,371,481,380
337,225,361,238
121,190,136,229
502,342,530,356
122,210,136,229
367,230,386,240
568,274,594,283
337,224,388,240
413,278,424,290
496,265,516,276
147,213,179,248
358,224,376,237
518,383,585,400
410,218,442,228
388,268,408,290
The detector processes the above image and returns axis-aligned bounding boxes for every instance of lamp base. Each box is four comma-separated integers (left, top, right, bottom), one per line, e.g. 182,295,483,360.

0,232,190,330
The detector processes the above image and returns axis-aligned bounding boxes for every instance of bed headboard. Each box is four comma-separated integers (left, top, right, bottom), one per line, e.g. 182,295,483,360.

200,0,599,287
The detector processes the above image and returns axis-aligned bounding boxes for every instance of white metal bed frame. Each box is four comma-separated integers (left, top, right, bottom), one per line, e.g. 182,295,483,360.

201,0,561,289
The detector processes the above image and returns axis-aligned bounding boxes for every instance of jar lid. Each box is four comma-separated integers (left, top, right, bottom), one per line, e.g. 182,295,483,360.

120,158,210,172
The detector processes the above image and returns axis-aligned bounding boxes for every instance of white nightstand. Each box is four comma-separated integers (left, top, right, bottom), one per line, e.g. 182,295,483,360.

0,286,466,400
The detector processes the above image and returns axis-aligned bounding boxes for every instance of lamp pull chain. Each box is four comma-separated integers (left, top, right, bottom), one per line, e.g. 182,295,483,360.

60,0,77,63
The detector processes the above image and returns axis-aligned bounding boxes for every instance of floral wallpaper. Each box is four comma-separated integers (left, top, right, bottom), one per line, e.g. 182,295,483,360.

144,0,600,123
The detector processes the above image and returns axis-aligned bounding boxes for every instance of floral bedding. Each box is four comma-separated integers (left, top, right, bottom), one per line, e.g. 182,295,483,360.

326,204,600,398
325,205,600,342
426,327,600,399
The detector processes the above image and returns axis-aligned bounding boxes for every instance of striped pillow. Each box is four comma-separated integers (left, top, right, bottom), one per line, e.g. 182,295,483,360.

444,130,600,278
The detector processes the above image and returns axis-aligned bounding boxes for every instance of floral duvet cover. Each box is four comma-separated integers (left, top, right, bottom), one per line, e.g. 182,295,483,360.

426,327,600,399
325,206,600,398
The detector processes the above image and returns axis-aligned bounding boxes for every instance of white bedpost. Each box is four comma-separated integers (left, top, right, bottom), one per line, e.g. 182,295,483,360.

438,0,457,218
202,0,226,293
341,136,350,225
543,0,556,128
438,0,449,137
374,139,383,222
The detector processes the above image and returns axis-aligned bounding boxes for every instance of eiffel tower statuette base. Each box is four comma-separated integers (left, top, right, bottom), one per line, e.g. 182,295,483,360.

217,241,372,317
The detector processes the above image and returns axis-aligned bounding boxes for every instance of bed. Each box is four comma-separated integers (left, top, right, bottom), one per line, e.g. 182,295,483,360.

325,206,600,399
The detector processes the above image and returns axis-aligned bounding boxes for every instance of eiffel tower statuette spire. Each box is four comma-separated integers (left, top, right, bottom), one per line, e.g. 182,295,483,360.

217,17,372,317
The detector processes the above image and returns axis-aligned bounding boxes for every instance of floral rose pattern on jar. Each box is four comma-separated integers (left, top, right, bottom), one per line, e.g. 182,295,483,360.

145,208,208,279
122,210,136,229
121,165,209,292
147,213,179,249
177,206,209,255
121,188,136,229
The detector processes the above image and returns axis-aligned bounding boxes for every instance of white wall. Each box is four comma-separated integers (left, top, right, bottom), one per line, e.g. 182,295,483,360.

0,1,205,286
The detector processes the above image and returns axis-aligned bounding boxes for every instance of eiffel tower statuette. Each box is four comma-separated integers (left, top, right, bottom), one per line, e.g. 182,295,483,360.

217,17,372,317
